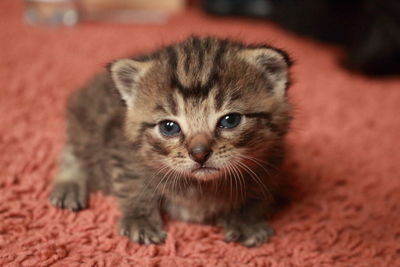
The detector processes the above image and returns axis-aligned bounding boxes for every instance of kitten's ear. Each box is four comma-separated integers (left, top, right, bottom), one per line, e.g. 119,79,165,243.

239,48,292,98
109,59,154,104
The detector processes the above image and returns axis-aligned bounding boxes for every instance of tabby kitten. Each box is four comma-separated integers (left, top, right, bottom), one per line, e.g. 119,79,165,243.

50,36,292,247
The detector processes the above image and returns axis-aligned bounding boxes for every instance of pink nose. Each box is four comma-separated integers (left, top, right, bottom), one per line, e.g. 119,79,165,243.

187,133,212,165
189,145,212,165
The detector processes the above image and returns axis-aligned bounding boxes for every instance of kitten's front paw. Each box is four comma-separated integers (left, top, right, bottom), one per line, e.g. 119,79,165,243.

49,182,88,211
119,217,167,245
223,221,275,247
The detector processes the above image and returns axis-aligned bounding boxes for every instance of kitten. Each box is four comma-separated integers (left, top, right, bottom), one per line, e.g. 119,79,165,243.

49,36,293,247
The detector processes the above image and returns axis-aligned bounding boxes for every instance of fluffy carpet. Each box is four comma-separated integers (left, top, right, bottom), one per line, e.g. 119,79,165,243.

1,0,399,266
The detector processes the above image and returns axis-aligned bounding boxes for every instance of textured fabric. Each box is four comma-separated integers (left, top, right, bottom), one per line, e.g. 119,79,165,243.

1,1,399,266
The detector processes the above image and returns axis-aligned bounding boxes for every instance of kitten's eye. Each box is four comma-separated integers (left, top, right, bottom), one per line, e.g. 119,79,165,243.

159,120,181,137
218,113,242,129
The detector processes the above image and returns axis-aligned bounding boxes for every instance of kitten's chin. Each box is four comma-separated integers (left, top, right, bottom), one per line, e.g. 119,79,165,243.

191,167,221,181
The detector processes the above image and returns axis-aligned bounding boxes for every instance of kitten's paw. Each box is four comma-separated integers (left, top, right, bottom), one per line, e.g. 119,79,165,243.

49,182,88,211
119,217,167,245
223,221,274,247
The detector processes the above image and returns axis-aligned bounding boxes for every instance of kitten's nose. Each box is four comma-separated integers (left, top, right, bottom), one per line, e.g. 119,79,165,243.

187,133,212,165
189,145,212,165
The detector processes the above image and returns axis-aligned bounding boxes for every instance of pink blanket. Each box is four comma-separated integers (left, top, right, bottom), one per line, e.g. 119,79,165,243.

1,1,399,266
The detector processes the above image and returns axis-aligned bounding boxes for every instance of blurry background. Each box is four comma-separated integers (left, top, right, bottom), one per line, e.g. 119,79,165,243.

0,0,399,266
24,0,400,75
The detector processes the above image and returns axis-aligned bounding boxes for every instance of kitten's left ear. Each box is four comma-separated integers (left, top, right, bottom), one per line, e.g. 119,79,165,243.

109,59,154,105
238,48,292,98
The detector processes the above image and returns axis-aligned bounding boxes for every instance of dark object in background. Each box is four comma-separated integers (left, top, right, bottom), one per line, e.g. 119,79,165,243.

204,0,400,76
203,0,274,18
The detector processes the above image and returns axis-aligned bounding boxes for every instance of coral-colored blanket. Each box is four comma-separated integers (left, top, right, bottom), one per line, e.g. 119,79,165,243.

1,1,399,266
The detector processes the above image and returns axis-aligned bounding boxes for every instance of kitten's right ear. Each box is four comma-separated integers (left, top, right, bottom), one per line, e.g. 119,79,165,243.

109,59,153,105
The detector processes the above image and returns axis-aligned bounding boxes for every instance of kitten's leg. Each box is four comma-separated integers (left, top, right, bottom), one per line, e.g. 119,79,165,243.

49,145,88,211
218,200,275,247
116,185,166,245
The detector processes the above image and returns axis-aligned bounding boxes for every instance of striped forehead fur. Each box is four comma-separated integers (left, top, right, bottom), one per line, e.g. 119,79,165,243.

128,36,292,101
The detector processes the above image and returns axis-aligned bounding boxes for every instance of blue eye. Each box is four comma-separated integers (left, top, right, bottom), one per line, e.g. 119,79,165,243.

159,120,181,136
218,113,242,129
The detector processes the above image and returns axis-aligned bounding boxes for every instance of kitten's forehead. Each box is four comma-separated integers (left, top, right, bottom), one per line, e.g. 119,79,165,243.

170,89,221,134
156,38,231,134
174,38,222,89
163,37,229,101
135,37,286,129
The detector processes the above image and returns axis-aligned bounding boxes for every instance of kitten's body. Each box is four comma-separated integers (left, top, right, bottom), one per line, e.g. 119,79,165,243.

50,37,292,247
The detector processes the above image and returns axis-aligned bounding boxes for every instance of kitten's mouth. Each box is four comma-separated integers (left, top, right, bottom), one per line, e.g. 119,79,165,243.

191,166,219,175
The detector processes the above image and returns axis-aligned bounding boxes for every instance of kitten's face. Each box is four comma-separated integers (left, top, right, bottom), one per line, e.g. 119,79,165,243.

140,92,288,181
110,37,291,181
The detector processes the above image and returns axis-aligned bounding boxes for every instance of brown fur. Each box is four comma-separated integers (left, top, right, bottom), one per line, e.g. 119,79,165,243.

50,36,293,247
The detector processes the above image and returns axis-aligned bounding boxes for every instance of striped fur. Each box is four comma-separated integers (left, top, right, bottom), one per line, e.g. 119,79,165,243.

51,36,293,247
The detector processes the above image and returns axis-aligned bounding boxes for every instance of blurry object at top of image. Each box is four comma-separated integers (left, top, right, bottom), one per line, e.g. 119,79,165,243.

24,0,79,26
23,0,186,26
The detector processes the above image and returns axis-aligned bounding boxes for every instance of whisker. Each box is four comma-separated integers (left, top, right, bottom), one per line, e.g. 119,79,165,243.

231,163,245,201
234,159,272,200
231,165,240,201
182,169,190,189
237,154,272,176
177,170,184,195
151,168,170,207
221,162,230,202
239,154,279,172
135,165,169,203
174,168,185,196
227,164,236,203
155,168,175,206
170,169,177,196
229,164,238,202
153,168,172,194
